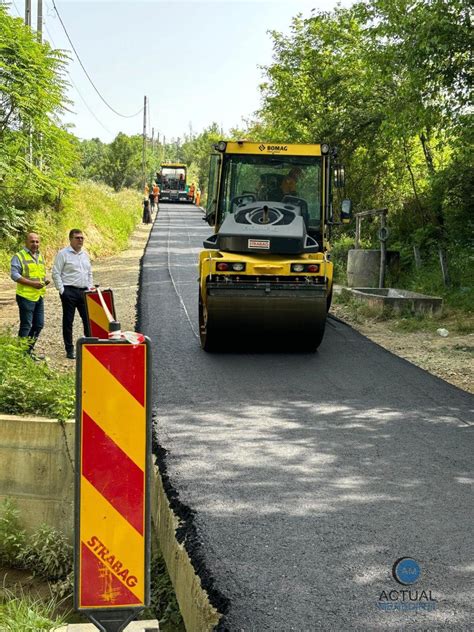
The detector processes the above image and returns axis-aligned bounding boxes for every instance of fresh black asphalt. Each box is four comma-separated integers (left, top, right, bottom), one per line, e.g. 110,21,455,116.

139,204,474,631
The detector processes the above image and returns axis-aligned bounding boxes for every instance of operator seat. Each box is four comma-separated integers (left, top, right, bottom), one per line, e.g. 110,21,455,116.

282,196,310,230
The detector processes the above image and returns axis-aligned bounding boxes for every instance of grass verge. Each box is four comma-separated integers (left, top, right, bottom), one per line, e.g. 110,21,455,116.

0,180,141,272
333,292,474,335
0,332,75,421
0,588,69,632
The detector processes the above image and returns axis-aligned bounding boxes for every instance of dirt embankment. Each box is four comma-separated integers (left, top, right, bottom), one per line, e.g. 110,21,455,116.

0,221,472,394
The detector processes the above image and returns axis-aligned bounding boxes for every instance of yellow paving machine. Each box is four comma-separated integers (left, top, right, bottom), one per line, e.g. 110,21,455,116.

156,163,189,203
198,141,352,351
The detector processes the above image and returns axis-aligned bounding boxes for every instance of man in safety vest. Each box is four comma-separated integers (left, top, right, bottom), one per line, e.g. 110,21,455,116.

195,187,201,207
10,232,49,354
189,182,195,203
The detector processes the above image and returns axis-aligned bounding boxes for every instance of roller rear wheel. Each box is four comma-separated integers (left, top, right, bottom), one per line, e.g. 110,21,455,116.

199,290,217,352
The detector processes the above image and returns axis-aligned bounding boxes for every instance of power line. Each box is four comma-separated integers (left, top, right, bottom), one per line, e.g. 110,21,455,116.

51,0,142,119
43,21,112,135
10,0,22,18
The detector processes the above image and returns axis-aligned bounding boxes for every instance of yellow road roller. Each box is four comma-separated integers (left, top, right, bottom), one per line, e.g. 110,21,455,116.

198,141,352,351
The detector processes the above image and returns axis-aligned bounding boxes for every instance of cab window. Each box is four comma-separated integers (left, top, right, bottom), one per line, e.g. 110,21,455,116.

206,154,221,219
219,155,322,231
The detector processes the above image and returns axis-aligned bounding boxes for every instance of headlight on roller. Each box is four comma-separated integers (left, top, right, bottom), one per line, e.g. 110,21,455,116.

291,264,305,273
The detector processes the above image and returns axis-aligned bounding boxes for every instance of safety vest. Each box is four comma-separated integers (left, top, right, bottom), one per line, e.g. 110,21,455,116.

15,248,46,302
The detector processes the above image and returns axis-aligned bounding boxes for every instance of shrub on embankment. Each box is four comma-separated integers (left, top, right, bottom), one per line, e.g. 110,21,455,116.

0,180,141,272
0,334,75,420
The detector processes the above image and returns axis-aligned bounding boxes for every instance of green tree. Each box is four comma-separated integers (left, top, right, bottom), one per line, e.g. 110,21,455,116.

0,5,77,235
101,133,143,191
258,0,472,285
76,138,106,181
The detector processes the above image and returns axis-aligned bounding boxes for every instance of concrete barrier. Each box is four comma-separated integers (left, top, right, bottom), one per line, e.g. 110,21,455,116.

152,464,221,632
0,415,75,540
341,287,443,315
0,413,221,631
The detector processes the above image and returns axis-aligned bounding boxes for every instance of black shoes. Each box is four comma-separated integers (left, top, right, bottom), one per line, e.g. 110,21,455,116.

66,350,76,360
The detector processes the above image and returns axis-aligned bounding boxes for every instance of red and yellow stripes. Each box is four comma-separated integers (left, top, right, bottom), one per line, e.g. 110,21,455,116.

78,342,146,608
85,290,116,339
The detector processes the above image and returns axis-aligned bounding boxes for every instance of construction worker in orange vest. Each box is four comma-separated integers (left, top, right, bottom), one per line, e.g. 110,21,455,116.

195,187,201,207
189,182,196,203
152,183,159,209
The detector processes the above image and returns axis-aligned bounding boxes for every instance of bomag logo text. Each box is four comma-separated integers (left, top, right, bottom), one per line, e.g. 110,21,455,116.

267,145,288,151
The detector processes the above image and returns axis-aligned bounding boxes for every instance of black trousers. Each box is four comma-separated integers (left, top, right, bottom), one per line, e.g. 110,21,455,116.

60,286,90,352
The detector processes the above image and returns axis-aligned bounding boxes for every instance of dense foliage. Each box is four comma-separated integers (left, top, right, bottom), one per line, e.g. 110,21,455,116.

76,133,160,191
257,0,472,293
0,5,77,238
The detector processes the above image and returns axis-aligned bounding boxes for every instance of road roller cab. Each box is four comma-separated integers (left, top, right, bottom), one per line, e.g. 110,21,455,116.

198,141,351,351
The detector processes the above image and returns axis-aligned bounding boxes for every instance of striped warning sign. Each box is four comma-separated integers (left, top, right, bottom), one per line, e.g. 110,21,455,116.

75,339,150,611
85,289,116,339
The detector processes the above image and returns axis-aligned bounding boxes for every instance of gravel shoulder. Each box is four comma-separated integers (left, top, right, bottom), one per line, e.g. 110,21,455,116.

331,301,473,394
0,220,472,395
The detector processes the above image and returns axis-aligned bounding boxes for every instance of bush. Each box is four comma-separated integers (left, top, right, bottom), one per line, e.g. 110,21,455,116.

0,332,75,421
20,525,73,582
0,498,26,567
330,234,355,283
145,552,185,631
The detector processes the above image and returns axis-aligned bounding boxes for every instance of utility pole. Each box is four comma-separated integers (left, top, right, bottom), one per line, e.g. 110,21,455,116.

151,127,155,153
142,95,147,192
37,0,43,42
25,0,32,26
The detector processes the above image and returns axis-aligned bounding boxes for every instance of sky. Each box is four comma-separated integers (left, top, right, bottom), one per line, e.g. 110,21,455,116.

8,1,351,142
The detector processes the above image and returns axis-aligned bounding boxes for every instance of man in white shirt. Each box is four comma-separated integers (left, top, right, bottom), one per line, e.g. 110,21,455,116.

52,229,93,360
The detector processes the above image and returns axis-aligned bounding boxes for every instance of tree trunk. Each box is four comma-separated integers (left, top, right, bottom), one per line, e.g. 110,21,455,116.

419,131,435,176
438,247,451,287
403,139,425,221
413,246,422,269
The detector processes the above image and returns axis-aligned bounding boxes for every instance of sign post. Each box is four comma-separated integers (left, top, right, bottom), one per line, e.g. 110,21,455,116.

75,338,151,632
84,288,117,339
